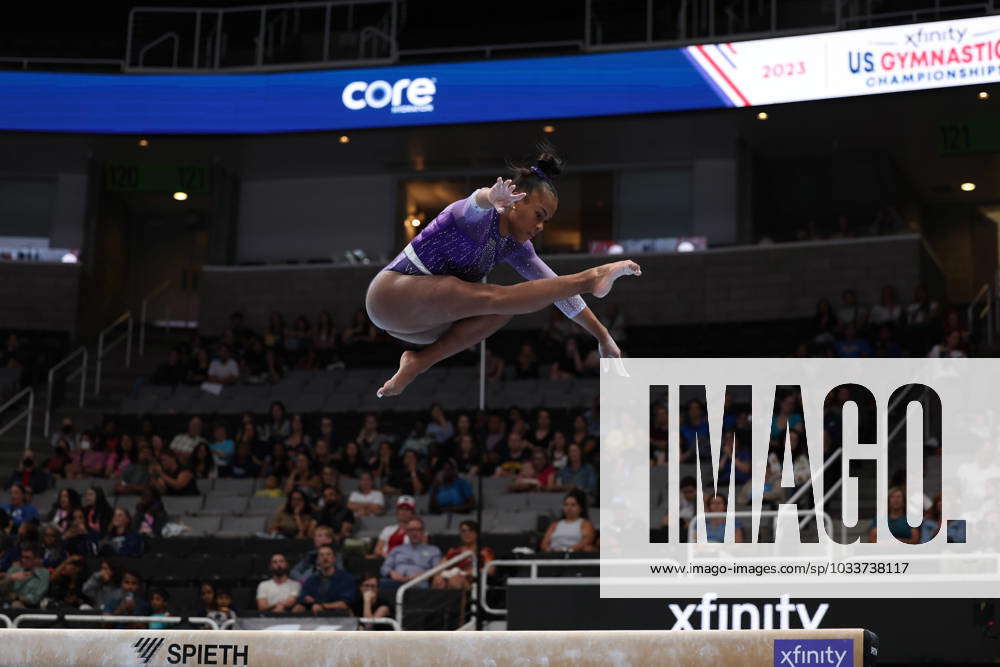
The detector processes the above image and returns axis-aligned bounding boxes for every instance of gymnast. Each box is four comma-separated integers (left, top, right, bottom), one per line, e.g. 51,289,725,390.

365,146,641,398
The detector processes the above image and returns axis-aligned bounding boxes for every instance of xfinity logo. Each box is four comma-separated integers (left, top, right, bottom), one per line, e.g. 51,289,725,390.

774,639,853,667
668,594,828,630
903,26,967,47
130,638,249,665
341,77,436,113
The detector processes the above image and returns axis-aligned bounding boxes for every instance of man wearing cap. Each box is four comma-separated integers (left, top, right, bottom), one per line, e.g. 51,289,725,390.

373,496,416,558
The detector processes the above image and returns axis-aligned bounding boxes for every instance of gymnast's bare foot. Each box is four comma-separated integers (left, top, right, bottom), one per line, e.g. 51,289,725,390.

377,350,424,397
591,260,641,298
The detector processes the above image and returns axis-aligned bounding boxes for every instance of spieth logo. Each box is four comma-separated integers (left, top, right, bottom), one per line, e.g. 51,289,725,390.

133,638,165,664
341,77,436,113
773,639,853,667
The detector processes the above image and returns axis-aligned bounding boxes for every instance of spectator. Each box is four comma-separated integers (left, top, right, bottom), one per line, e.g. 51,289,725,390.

312,311,341,370
316,486,354,541
236,414,263,460
270,490,316,539
1,484,40,529
374,496,416,558
224,440,262,479
260,401,291,444
47,553,87,609
770,392,805,445
812,298,838,345
484,348,505,381
255,475,284,498
45,488,81,534
51,417,80,453
342,309,376,347
541,490,596,553
454,435,481,476
874,326,904,358
531,450,556,489
132,486,168,538
207,344,240,385
928,329,966,358
868,486,919,544
293,545,356,615
906,284,940,326
920,494,944,544
284,315,313,369
429,462,475,513
209,422,235,470
169,416,207,460
82,560,122,610
426,404,454,444
661,476,699,537
184,348,211,385
313,438,335,470
105,434,136,479
482,413,507,455
354,574,393,626
834,323,873,357
285,453,321,498
692,493,746,543
210,588,237,625
4,450,49,494
870,285,903,327
264,442,293,481
264,312,285,353
399,421,434,460
494,432,532,477
347,472,384,517
39,523,67,569
513,342,539,379
319,465,340,491
532,410,554,450
679,401,708,462
151,349,186,386
650,405,670,465
383,450,427,496
336,441,368,478
148,588,171,629
190,442,217,480
836,289,866,331
356,414,390,458
81,486,113,536
315,416,338,453
548,431,568,469
0,543,49,608
44,438,73,479
370,441,396,487
284,414,311,454
196,581,218,617
435,520,495,589
290,525,338,582
549,337,584,380
62,508,98,557
151,451,199,496
553,443,597,500
100,508,143,557
716,430,752,496
380,519,442,586
66,431,108,479
257,553,301,612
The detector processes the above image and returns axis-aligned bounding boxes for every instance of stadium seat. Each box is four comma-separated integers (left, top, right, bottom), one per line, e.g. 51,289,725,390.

421,514,452,535
484,492,528,511
114,495,140,514
182,515,222,536
31,490,57,512
163,496,205,516
246,495,284,516
481,510,538,534
211,477,256,495
218,515,268,536
525,493,565,517
201,494,249,516
356,513,397,538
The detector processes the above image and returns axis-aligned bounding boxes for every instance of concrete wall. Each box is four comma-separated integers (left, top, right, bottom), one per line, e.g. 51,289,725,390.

0,262,81,334
198,235,925,335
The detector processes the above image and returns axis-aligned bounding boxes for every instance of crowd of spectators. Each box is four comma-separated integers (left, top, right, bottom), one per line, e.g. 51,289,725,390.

796,284,968,360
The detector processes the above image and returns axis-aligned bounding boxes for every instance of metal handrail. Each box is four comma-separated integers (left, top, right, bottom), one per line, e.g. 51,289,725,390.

394,550,474,629
44,346,87,437
95,311,133,396
785,448,842,506
140,280,171,356
967,281,993,347
0,613,10,628
0,387,34,450
11,614,218,630
139,31,180,68
480,558,603,616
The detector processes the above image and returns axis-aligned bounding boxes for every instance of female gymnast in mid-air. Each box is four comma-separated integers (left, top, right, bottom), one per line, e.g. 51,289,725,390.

365,146,641,398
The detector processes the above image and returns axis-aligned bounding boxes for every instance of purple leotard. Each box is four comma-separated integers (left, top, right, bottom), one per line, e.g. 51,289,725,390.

385,192,586,318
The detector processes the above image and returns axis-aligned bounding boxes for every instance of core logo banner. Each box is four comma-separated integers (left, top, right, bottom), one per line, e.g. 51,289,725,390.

599,358,1000,599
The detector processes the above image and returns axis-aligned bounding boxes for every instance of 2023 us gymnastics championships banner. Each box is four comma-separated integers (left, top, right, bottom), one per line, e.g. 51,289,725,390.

599,358,1000,599
1,16,999,133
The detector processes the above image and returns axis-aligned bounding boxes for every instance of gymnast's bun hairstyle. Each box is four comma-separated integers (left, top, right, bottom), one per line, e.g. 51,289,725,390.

509,141,564,198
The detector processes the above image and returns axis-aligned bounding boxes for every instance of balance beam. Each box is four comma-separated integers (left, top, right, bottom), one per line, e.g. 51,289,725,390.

0,628,877,666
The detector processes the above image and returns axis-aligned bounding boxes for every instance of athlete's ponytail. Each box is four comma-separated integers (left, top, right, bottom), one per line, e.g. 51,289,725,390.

509,142,564,198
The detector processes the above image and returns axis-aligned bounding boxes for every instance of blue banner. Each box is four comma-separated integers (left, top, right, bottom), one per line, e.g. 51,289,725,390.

0,50,723,134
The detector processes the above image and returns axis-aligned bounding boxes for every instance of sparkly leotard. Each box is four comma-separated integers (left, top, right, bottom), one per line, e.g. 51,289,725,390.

385,192,586,318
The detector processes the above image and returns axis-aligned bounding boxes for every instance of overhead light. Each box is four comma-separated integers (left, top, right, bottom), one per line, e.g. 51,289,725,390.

409,218,421,227
677,240,696,252
978,91,990,100
756,111,769,120
961,182,976,192
339,135,350,144
173,191,189,201
138,138,149,147
543,125,555,134
61,252,78,264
